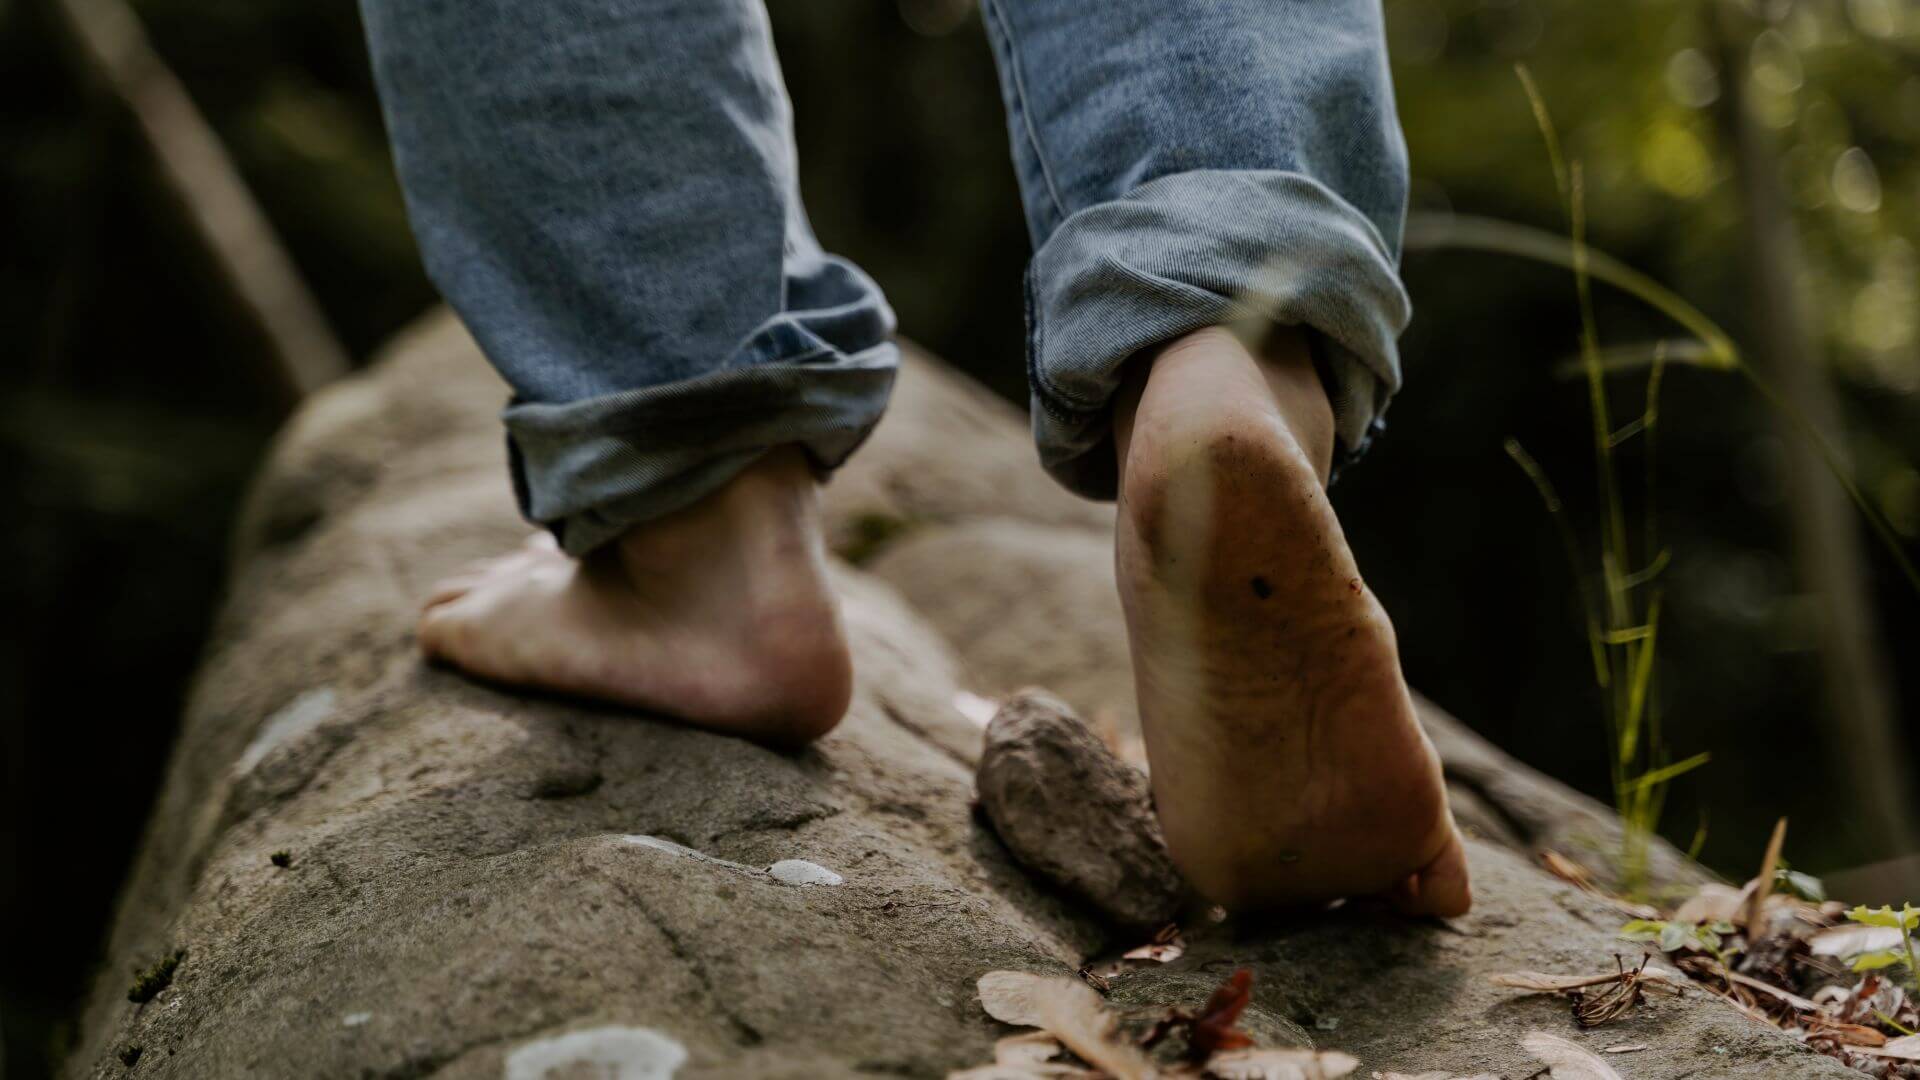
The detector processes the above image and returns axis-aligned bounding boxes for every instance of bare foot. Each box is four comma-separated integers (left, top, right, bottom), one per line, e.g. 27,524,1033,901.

1113,326,1471,916
417,447,852,747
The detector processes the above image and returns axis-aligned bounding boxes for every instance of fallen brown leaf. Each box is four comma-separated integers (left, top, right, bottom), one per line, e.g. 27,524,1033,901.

1725,970,1820,1012
1808,1019,1887,1047
1520,1031,1625,1080
1203,1046,1358,1079
979,971,1060,1028
974,971,1155,1080
1855,1034,1920,1061
1672,882,1750,926
1123,941,1186,964
1541,851,1595,890
996,1032,1068,1066
1189,970,1257,1058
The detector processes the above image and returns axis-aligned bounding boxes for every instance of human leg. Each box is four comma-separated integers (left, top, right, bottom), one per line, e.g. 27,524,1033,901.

981,0,1470,913
359,0,889,741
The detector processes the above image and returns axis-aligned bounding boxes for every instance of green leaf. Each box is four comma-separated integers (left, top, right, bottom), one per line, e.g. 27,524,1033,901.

1847,905,1920,931
1774,869,1826,903
1658,922,1690,953
1619,919,1664,941
1852,950,1908,972
1694,926,1723,952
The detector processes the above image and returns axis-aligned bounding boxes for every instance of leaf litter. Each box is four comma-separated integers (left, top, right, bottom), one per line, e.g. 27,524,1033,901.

1490,820,1920,1077
960,968,1359,1079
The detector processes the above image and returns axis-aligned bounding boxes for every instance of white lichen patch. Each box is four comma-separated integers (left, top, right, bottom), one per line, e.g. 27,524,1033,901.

620,836,843,887
233,687,338,777
767,859,843,887
342,1012,371,1027
504,1025,686,1080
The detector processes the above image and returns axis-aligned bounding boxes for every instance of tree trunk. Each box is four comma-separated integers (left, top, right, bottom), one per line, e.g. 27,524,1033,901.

1711,5,1916,858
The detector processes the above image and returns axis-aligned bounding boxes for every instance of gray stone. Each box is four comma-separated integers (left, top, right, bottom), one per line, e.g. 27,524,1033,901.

977,690,1185,930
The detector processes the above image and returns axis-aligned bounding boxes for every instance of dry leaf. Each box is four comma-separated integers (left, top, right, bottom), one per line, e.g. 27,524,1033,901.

996,1032,1067,1066
948,1066,1095,1079
1600,1045,1647,1054
974,971,1155,1080
1725,971,1819,1012
1123,941,1186,963
1672,882,1750,926
1205,1047,1359,1079
979,971,1060,1028
1809,923,1904,957
1521,1032,1625,1080
1742,818,1787,929
1855,1034,1920,1062
1541,851,1596,890
1190,970,1256,1057
1810,1020,1887,1047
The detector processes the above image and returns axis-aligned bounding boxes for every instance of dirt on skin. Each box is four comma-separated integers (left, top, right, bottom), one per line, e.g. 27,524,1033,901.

70,312,1855,1078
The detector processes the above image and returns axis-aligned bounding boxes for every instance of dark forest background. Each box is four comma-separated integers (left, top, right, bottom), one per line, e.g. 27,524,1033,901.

5,0,1920,1075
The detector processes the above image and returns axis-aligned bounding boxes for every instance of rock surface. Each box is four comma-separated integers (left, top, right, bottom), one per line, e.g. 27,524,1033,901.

976,691,1185,930
71,312,1852,1078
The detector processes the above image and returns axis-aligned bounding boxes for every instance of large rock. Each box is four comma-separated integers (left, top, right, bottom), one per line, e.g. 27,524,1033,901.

72,311,1849,1078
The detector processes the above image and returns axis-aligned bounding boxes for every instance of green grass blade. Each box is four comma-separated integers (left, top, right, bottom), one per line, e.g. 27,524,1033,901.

1406,210,1920,600
1402,213,1740,369
1505,438,1609,687
1617,751,1712,797
1734,365,1920,596
1516,64,1570,201
1620,593,1662,764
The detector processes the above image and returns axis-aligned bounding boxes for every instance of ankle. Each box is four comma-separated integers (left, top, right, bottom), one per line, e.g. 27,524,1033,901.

1112,325,1335,485
610,446,823,574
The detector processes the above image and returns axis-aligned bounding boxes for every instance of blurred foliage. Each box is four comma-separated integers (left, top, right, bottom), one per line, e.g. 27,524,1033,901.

3,0,1919,1075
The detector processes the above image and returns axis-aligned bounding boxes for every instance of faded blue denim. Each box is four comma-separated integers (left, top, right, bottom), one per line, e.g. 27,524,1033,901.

360,0,1410,555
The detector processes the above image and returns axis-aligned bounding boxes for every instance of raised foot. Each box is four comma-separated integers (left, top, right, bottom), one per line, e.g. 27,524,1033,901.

417,447,853,747
1114,327,1471,917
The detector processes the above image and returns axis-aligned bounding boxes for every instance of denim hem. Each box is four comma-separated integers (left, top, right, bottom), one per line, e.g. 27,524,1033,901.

1024,168,1411,500
504,339,898,556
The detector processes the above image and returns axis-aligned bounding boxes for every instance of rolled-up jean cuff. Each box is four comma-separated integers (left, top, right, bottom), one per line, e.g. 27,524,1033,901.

504,340,898,556
1024,168,1412,499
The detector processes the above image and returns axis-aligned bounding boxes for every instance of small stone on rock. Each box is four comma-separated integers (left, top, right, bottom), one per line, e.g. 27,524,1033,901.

768,859,844,887
504,1025,687,1080
975,690,1184,929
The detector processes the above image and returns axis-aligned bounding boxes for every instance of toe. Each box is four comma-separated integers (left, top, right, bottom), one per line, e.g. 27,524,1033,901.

416,603,463,660
1393,827,1472,918
423,575,482,610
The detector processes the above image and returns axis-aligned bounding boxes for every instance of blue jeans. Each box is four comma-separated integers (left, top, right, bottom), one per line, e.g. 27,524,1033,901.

359,0,1411,555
